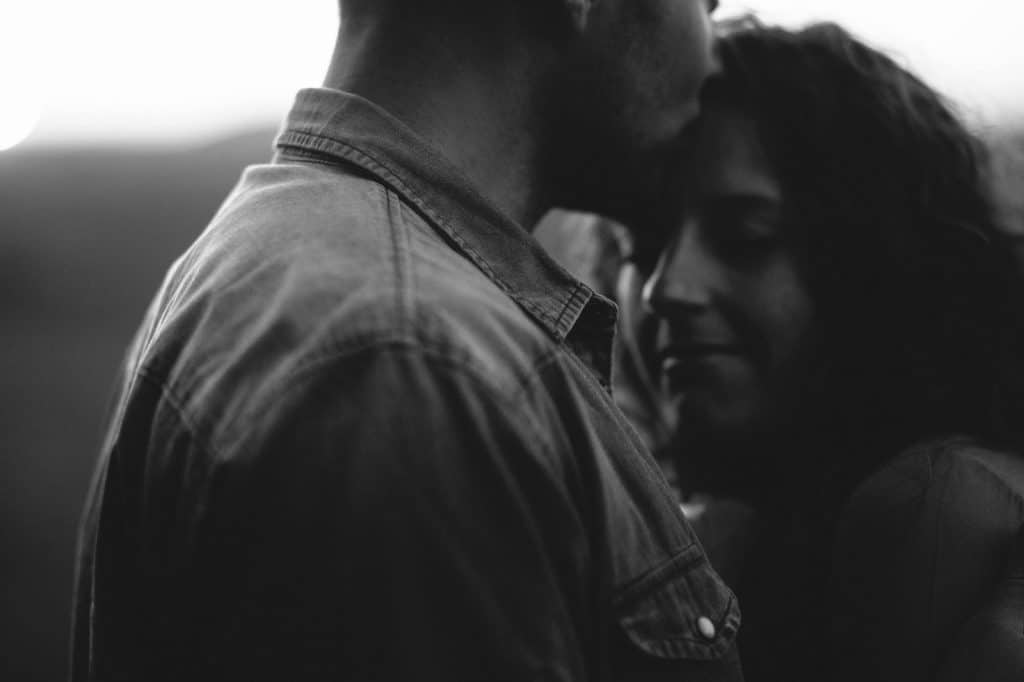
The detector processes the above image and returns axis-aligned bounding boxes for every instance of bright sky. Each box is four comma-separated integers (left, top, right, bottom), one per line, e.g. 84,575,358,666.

3,0,1023,150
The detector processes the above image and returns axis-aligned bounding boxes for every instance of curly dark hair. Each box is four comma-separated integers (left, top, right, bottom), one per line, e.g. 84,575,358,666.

704,20,1024,487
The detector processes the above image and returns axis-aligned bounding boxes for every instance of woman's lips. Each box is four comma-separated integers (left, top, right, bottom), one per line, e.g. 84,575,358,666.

659,342,742,385
659,342,741,363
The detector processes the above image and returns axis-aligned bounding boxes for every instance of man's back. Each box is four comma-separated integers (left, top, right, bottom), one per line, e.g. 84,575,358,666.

73,91,741,681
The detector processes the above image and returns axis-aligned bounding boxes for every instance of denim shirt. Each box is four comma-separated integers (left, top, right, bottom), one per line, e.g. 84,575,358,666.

72,89,742,682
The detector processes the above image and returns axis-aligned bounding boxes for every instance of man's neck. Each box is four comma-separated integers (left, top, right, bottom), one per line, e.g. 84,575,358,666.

324,20,551,229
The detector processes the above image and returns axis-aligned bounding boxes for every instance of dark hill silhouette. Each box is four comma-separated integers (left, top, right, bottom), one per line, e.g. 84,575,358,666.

1,126,276,682
1,127,279,324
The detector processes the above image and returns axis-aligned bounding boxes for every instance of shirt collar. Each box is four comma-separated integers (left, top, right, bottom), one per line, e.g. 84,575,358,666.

272,88,617,347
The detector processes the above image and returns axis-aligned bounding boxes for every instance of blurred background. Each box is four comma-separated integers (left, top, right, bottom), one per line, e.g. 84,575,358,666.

2,1,1022,679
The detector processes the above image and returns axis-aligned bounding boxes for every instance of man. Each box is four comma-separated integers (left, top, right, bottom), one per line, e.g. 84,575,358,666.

72,1,739,679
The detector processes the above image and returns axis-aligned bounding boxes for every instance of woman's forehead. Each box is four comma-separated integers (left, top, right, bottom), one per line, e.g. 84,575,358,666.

686,106,782,206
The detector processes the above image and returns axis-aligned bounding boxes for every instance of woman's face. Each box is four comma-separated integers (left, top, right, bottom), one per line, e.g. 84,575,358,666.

642,105,821,446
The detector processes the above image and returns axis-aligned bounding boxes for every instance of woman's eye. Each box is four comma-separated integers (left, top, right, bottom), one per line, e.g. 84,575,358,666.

709,219,783,260
731,223,780,244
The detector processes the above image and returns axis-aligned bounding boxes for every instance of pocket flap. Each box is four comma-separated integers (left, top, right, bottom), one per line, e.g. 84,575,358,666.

615,542,741,660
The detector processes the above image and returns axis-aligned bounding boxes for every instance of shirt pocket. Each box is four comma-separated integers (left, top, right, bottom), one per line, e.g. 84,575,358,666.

614,540,741,661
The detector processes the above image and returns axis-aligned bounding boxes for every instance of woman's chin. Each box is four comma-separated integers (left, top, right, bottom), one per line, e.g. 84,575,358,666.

670,386,761,441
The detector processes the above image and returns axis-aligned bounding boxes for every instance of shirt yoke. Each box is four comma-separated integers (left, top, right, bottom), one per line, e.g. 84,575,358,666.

134,161,571,467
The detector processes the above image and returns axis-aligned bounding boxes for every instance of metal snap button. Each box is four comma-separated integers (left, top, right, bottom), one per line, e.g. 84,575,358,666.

697,616,716,639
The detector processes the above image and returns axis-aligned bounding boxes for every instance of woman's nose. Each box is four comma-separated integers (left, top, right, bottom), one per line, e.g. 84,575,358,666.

641,230,714,317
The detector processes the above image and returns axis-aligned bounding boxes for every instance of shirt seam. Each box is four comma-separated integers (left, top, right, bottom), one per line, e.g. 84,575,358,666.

134,366,221,533
135,336,571,533
284,335,567,481
383,186,414,330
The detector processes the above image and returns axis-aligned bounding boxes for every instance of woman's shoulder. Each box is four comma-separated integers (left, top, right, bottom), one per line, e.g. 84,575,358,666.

836,434,1024,587
830,436,1024,679
850,435,1024,509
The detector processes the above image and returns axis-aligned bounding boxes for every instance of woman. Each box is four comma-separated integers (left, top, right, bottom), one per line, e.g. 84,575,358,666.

634,20,1024,681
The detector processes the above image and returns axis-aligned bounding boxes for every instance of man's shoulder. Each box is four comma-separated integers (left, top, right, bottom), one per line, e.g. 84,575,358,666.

143,161,560,415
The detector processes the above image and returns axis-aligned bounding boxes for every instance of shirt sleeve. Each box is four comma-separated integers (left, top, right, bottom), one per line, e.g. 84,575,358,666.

828,442,1024,682
189,342,591,681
